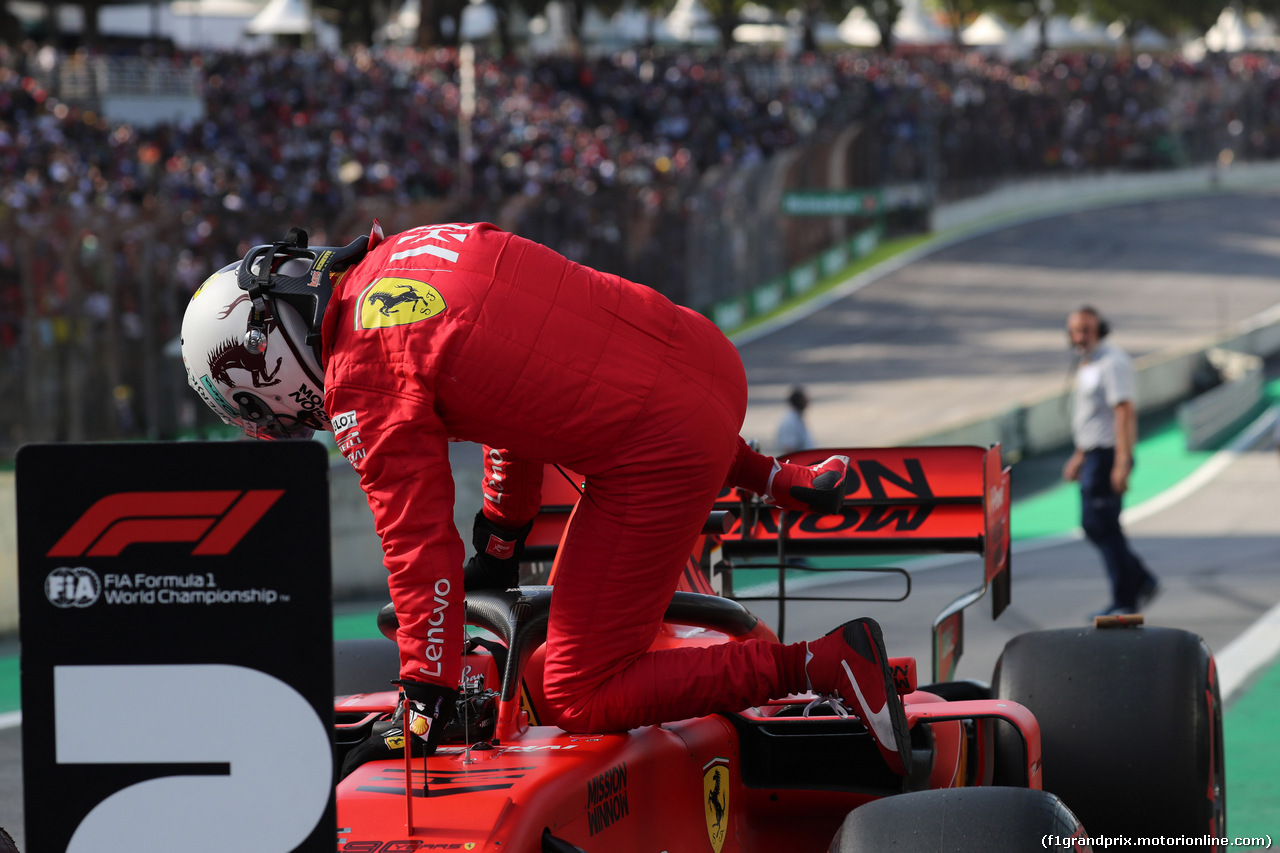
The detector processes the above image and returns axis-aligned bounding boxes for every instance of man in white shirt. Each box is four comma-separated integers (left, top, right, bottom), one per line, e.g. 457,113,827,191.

1062,306,1159,619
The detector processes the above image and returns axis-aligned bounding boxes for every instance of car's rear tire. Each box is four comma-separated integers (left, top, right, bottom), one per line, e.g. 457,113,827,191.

829,787,1087,851
993,625,1225,846
334,637,401,696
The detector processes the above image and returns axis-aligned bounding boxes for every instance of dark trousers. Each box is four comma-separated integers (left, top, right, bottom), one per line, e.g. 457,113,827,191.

1079,448,1156,608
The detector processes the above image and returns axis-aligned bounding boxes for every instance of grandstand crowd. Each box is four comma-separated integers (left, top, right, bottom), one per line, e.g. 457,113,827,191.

2,44,1278,279
2,39,1280,442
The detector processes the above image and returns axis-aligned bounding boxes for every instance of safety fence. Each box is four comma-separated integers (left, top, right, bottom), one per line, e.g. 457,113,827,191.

505,108,922,322
0,209,193,459
36,55,202,101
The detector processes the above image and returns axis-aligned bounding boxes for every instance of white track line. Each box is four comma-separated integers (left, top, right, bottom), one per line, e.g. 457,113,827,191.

1121,404,1280,705
1191,406,1280,705
1123,404,1280,527
1219,598,1280,705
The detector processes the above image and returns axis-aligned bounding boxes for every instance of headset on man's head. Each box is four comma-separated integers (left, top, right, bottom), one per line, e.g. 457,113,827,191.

1073,305,1110,339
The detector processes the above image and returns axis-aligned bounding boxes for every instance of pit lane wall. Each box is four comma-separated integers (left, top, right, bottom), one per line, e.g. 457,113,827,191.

5,163,1280,635
902,305,1280,454
0,479,13,637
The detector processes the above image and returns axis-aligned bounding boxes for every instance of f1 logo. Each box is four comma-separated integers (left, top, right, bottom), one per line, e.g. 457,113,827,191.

47,490,284,558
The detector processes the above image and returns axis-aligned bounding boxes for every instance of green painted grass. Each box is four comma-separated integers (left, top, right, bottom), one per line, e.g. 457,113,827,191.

334,610,387,642
1010,414,1219,541
0,656,15,715
726,233,936,340
1225,661,1280,842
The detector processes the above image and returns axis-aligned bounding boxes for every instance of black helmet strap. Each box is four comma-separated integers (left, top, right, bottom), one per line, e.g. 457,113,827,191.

237,227,371,348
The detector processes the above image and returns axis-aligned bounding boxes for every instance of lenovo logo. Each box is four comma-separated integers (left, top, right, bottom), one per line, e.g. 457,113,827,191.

47,490,284,557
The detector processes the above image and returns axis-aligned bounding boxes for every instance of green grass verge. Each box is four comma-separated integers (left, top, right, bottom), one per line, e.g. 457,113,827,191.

727,233,935,340
1226,660,1280,842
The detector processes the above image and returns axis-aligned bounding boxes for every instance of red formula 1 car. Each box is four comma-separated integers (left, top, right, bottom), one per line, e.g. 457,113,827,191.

331,445,1226,853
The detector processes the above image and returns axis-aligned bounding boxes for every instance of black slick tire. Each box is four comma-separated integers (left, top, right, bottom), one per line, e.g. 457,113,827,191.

829,787,1087,851
992,625,1225,847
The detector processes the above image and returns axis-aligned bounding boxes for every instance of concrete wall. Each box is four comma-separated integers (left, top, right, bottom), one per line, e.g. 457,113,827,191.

0,476,14,637
1179,353,1264,451
931,161,1280,237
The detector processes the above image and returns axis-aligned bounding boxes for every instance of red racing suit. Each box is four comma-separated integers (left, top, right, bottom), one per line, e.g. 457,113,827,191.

322,223,798,732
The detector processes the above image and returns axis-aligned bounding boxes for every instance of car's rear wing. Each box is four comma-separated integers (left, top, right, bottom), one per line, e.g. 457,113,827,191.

716,445,1006,557
519,444,1011,683
714,445,1010,682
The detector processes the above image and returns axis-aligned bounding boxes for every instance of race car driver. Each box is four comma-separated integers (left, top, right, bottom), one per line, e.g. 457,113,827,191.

180,221,913,776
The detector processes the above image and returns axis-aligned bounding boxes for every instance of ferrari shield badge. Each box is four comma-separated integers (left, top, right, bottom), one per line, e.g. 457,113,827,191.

356,277,446,330
703,760,730,852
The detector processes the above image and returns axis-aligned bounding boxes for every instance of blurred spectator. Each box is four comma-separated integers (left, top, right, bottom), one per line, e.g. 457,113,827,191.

776,385,815,456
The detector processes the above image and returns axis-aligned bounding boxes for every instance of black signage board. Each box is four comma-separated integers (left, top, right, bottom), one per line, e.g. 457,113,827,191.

17,441,335,852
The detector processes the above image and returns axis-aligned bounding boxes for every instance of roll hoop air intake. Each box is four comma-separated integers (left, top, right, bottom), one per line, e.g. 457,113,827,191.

237,227,371,352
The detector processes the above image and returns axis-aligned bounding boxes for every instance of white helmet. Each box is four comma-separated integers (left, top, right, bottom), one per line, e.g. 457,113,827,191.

180,227,372,440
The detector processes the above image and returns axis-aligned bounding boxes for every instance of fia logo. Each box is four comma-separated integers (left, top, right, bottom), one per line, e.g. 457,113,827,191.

45,567,101,608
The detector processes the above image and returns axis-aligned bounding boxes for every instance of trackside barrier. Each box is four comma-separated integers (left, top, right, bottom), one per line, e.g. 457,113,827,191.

930,161,1280,237
707,222,885,331
1178,350,1265,451
900,303,1280,456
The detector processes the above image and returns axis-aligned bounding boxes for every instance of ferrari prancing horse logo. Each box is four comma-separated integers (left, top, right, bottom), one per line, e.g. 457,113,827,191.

703,760,730,853
357,277,446,330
